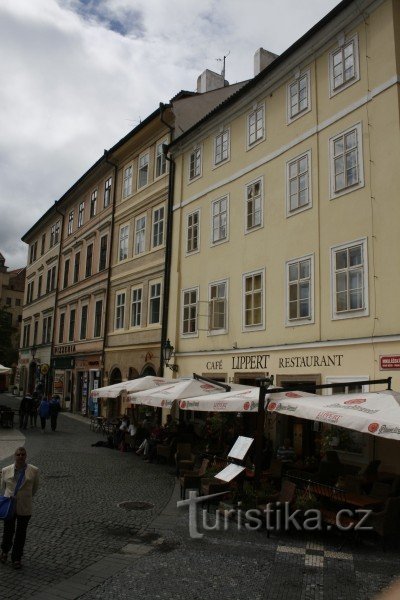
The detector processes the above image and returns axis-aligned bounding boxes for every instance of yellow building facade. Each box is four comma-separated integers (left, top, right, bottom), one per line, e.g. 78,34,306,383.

167,0,400,471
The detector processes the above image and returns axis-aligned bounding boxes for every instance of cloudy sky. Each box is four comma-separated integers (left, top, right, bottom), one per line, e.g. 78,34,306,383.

0,0,340,268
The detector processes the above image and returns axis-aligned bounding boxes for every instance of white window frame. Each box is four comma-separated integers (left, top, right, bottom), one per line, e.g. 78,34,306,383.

211,195,229,246
67,210,74,235
130,285,143,328
155,139,168,179
104,177,112,208
247,103,265,149
114,291,126,330
119,224,129,262
152,205,165,249
245,177,263,233
208,279,228,335
148,280,162,326
213,128,230,167
285,254,314,326
329,123,364,200
93,299,103,338
181,286,199,337
188,146,202,182
122,164,133,199
329,33,360,97
134,214,146,255
78,202,85,228
287,69,311,123
242,268,265,332
330,237,369,320
90,189,97,218
286,150,312,216
137,151,149,189
186,209,200,255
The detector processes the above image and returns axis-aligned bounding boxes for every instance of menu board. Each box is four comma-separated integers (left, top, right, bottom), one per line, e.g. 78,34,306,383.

228,436,254,460
215,463,245,482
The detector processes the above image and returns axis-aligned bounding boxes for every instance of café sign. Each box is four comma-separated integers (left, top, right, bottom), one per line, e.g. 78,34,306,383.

231,353,343,370
380,355,400,370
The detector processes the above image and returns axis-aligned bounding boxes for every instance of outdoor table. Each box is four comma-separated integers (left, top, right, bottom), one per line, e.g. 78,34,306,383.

341,492,384,509
308,483,384,509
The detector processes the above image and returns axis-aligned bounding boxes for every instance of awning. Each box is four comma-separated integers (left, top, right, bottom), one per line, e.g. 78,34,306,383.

91,376,168,398
178,387,260,412
0,364,11,375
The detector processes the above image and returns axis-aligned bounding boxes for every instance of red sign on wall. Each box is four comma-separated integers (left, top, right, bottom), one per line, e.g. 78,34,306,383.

380,355,400,370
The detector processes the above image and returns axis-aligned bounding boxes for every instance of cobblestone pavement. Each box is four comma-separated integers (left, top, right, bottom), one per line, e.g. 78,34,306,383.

0,393,399,600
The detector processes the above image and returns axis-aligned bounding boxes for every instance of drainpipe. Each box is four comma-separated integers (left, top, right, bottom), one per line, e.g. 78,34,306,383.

159,102,175,376
50,201,66,397
102,150,118,386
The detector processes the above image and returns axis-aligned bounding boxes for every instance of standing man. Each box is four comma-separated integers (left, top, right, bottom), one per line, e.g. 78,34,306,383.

0,447,39,569
38,396,50,432
18,395,30,430
49,395,61,432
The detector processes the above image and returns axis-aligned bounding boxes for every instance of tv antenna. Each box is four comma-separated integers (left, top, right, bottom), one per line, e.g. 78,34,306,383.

216,51,230,81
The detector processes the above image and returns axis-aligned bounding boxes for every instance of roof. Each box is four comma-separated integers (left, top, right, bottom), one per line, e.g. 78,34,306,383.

169,0,355,148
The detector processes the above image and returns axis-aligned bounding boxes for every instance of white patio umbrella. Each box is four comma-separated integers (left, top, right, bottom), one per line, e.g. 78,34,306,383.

91,376,168,398
179,387,311,412
0,365,11,374
129,377,243,409
266,389,400,441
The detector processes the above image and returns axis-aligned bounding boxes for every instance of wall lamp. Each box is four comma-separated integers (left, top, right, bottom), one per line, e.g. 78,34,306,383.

162,339,178,372
30,345,37,360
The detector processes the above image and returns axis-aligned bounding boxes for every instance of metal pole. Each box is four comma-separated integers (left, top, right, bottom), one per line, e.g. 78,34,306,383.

254,377,273,486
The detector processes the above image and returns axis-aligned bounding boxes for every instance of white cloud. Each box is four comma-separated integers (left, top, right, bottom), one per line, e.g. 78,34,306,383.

0,0,340,268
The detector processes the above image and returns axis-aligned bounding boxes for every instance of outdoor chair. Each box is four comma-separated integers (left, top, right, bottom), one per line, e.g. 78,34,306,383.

180,459,210,499
200,477,230,511
257,480,297,537
367,497,400,549
156,437,177,464
263,459,283,483
175,443,195,475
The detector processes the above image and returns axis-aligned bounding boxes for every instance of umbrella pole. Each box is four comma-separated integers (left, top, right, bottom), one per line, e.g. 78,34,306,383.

254,377,273,487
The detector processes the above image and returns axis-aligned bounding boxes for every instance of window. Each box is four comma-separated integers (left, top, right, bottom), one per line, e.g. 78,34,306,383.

73,252,80,283
68,309,76,342
15,298,21,306
29,242,37,264
245,179,263,231
119,225,129,261
5,297,11,306
155,141,167,178
214,129,230,165
58,313,65,344
211,196,228,244
90,190,97,218
332,239,368,318
330,124,363,198
287,256,313,323
243,270,264,329
138,153,149,188
152,206,164,248
85,244,93,278
54,221,60,244
80,305,88,340
42,315,52,344
46,266,56,293
94,300,103,338
287,152,311,214
23,324,30,347
123,165,133,198
50,224,55,247
33,320,38,345
186,210,200,254
131,287,142,327
26,281,34,304
209,281,227,332
182,288,198,335
38,275,42,298
41,233,46,255
104,177,112,208
189,147,202,180
115,292,126,330
247,104,264,146
330,35,359,95
78,202,85,228
99,235,108,271
63,259,70,289
67,211,74,235
135,216,146,255
288,71,310,121
148,282,161,325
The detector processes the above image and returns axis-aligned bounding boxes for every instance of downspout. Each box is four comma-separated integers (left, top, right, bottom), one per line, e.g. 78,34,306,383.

50,201,65,396
159,102,175,376
102,150,118,385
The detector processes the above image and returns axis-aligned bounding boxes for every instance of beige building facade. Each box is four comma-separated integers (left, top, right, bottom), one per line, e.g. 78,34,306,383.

18,207,61,394
167,0,400,472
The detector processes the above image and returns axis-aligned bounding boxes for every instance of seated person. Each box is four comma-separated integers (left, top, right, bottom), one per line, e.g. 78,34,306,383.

276,438,296,464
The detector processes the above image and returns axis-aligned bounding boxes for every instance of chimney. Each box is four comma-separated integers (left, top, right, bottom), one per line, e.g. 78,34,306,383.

254,48,278,76
196,69,229,93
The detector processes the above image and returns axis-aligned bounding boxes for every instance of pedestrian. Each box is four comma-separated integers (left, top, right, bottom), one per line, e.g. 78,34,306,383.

0,447,39,569
38,397,50,432
49,395,61,432
18,394,30,430
29,392,39,428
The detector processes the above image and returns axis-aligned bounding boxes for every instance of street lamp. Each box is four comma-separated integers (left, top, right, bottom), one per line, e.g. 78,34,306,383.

162,339,178,372
30,345,37,361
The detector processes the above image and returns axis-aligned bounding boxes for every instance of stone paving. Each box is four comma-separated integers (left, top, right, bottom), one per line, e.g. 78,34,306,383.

0,393,399,599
